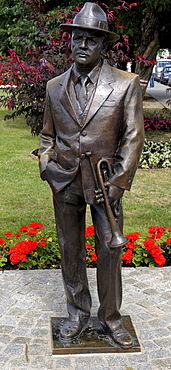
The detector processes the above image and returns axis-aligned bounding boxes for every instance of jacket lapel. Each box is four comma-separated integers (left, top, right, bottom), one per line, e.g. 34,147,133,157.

83,62,115,127
59,68,80,124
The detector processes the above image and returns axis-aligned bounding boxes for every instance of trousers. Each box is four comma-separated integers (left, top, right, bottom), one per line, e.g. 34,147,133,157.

51,171,123,326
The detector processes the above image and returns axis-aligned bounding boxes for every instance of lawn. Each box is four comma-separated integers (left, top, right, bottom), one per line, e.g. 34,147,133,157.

0,106,171,239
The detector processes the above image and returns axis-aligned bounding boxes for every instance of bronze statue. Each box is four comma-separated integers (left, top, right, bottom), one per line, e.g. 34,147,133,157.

38,2,144,348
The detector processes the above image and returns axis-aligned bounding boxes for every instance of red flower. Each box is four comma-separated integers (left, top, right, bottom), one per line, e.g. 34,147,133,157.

85,225,95,237
27,240,38,251
10,253,27,264
143,238,156,250
27,229,37,236
167,227,171,231
86,243,93,249
4,231,12,237
154,255,166,267
0,238,6,245
14,233,22,238
166,237,171,243
39,241,46,247
90,251,98,261
148,226,167,236
126,232,140,240
122,249,132,263
125,241,135,250
20,225,29,232
38,237,47,241
29,222,44,229
150,231,164,239
9,239,38,255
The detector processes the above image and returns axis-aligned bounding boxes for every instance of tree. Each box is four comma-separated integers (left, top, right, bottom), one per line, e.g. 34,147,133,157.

1,0,171,135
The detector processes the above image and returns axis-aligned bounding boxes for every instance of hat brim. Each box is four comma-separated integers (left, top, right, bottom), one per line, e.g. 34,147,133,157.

60,23,119,42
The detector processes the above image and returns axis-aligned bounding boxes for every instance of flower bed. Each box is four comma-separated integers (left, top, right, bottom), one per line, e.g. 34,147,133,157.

144,114,171,131
0,223,171,270
139,138,171,169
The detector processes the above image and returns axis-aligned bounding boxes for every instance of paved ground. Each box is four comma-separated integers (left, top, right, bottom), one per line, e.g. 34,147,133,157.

147,81,171,108
0,267,171,370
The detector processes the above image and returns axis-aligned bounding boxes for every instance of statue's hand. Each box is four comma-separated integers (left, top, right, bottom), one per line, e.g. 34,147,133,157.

41,170,47,181
95,183,124,206
107,183,124,207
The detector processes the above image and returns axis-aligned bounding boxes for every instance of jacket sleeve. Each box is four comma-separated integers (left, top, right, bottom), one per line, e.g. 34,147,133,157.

38,85,56,179
109,75,144,190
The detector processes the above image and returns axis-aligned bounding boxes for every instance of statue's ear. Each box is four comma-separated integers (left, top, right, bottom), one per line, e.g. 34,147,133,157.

101,39,109,54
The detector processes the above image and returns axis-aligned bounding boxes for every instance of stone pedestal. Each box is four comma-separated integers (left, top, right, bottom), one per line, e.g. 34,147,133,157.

51,316,141,354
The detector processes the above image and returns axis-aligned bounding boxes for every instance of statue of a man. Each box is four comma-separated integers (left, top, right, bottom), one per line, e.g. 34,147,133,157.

38,2,144,348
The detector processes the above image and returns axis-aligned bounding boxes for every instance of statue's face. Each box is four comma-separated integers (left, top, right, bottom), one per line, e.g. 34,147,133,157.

71,28,107,69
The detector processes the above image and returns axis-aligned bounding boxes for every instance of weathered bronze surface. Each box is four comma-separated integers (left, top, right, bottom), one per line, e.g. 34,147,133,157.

38,2,144,347
51,316,141,354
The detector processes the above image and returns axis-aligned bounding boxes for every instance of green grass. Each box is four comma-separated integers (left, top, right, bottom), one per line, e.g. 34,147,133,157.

0,108,171,239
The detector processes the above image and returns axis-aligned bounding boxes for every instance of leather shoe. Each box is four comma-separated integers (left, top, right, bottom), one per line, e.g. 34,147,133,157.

110,324,133,348
60,318,88,341
101,321,133,348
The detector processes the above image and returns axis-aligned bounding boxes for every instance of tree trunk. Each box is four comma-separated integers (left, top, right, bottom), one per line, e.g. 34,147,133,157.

135,11,160,97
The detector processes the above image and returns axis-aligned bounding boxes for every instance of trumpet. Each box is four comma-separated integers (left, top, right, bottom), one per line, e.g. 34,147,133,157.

96,158,128,248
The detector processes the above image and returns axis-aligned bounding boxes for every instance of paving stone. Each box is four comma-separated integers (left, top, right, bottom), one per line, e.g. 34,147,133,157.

0,268,170,369
11,337,32,344
3,343,24,354
54,357,72,368
151,358,171,370
30,328,49,337
0,354,9,365
75,355,108,368
128,353,148,364
0,315,20,325
30,355,53,368
0,325,16,334
149,349,171,359
141,340,160,351
148,317,170,328
106,354,128,366
154,337,171,348
12,327,31,336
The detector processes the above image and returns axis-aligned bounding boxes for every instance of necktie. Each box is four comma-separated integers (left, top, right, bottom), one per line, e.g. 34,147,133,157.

78,75,88,111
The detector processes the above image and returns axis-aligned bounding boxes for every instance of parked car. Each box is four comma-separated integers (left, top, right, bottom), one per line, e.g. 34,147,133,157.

154,59,171,81
168,73,171,87
160,65,171,84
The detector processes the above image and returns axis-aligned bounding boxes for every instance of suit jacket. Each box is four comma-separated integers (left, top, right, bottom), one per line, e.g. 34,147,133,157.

38,60,144,203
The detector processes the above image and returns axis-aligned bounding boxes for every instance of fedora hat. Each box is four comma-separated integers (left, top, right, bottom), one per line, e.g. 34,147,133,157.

60,2,119,42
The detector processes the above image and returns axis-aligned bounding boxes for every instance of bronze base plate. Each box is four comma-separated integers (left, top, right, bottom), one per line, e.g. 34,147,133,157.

51,316,141,354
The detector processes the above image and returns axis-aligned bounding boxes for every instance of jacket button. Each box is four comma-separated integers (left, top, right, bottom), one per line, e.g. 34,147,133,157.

80,153,85,159
82,130,87,136
86,151,91,157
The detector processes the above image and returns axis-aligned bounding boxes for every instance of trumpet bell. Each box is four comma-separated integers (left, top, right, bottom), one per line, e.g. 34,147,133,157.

108,233,129,248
